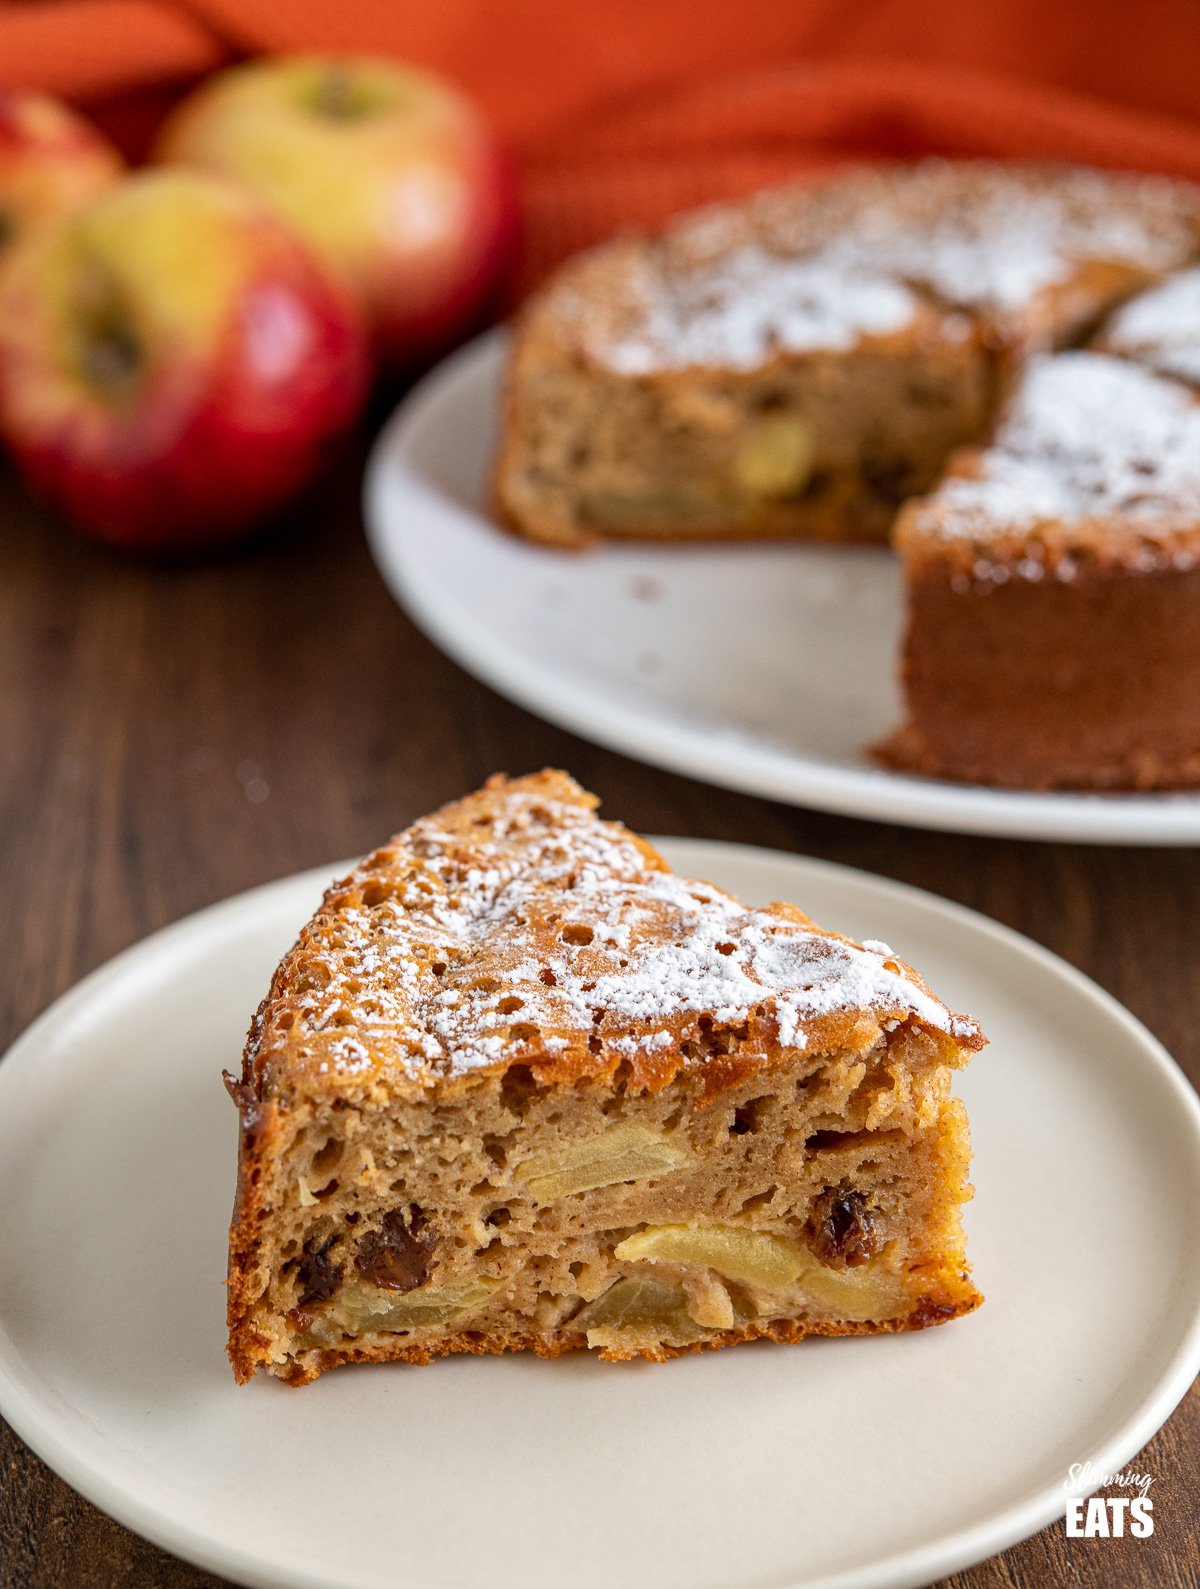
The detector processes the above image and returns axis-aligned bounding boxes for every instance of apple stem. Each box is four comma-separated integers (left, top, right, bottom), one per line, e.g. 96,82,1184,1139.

79,321,141,396
68,255,143,397
314,65,362,121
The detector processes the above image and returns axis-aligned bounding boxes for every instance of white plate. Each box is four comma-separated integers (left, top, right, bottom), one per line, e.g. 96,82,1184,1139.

364,331,1200,844
2,841,1200,1589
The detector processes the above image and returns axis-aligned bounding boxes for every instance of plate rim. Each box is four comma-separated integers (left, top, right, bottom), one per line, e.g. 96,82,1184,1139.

2,841,1200,1589
363,328,1200,846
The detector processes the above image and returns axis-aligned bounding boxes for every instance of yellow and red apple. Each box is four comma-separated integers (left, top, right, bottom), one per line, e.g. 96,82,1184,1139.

0,89,123,257
0,169,369,551
154,55,516,367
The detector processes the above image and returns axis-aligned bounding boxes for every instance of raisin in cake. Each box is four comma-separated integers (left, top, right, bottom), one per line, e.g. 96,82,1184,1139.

882,352,1200,789
227,771,983,1384
495,161,1199,548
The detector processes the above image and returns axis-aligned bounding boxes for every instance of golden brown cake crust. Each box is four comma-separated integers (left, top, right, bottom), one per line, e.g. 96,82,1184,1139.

877,561,1200,791
232,770,981,1108
881,353,1200,789
271,1301,980,1387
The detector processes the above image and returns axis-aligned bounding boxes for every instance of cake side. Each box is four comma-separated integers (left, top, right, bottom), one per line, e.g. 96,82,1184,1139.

881,552,1200,789
882,353,1200,788
227,772,985,1383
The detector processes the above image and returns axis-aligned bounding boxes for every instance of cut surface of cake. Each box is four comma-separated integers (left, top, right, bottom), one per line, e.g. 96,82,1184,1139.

882,352,1200,789
496,238,991,546
227,771,984,1384
494,161,1199,548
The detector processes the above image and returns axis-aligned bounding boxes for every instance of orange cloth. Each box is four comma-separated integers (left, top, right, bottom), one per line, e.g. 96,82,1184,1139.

4,0,1200,289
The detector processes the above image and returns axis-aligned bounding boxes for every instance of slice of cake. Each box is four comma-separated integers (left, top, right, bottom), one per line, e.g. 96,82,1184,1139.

1094,264,1200,388
494,161,1199,548
227,771,984,1385
881,352,1200,789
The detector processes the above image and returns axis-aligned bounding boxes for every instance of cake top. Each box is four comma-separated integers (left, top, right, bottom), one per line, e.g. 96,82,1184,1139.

578,246,923,376
1098,266,1200,386
901,352,1200,559
241,773,982,1100
534,162,1199,375
756,161,1197,315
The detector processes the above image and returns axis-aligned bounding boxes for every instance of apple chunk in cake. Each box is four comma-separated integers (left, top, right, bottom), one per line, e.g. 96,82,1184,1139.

226,772,984,1384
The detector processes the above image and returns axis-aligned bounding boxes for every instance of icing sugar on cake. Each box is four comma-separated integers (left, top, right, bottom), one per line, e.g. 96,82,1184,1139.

911,352,1200,544
1100,266,1200,385
597,246,919,375
569,163,1198,376
259,780,976,1082
823,165,1194,313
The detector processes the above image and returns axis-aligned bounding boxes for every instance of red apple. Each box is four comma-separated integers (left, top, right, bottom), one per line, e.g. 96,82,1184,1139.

0,169,369,550
154,54,517,367
0,89,123,256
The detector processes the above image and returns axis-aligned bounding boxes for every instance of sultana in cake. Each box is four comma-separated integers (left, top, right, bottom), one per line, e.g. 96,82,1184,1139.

226,771,984,1384
494,161,1199,548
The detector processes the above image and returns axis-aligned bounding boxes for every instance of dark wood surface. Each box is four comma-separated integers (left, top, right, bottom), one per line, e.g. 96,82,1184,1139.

1,433,1197,1589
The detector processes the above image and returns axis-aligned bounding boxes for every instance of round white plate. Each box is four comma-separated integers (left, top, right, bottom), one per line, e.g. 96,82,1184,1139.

364,331,1200,844
3,842,1200,1589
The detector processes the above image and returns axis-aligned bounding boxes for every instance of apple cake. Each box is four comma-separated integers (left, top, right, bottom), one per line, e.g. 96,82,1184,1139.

881,352,1200,789
494,161,1199,548
227,771,985,1384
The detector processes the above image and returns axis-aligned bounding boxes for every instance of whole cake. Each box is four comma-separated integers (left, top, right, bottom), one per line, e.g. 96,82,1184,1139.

493,160,1200,791
495,161,1199,549
226,771,984,1384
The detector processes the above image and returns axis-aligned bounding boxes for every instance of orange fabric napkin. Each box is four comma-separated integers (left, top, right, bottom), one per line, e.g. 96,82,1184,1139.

4,0,1200,291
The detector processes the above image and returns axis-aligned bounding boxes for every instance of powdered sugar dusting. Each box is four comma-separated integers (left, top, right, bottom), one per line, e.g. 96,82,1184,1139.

600,247,918,374
1102,267,1200,385
266,780,977,1083
913,352,1200,542
839,173,1188,313
574,163,1197,375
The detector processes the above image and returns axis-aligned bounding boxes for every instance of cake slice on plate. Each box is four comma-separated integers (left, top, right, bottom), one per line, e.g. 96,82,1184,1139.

226,771,984,1384
882,352,1200,789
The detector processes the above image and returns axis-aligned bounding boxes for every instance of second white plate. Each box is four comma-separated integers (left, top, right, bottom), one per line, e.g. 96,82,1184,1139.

1,842,1200,1589
364,331,1200,844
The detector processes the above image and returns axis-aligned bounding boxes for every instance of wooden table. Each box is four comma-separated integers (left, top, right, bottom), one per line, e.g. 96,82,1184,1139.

1,436,1197,1589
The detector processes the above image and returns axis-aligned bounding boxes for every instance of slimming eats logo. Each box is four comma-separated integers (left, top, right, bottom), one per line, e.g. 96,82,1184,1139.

1063,1462,1154,1538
